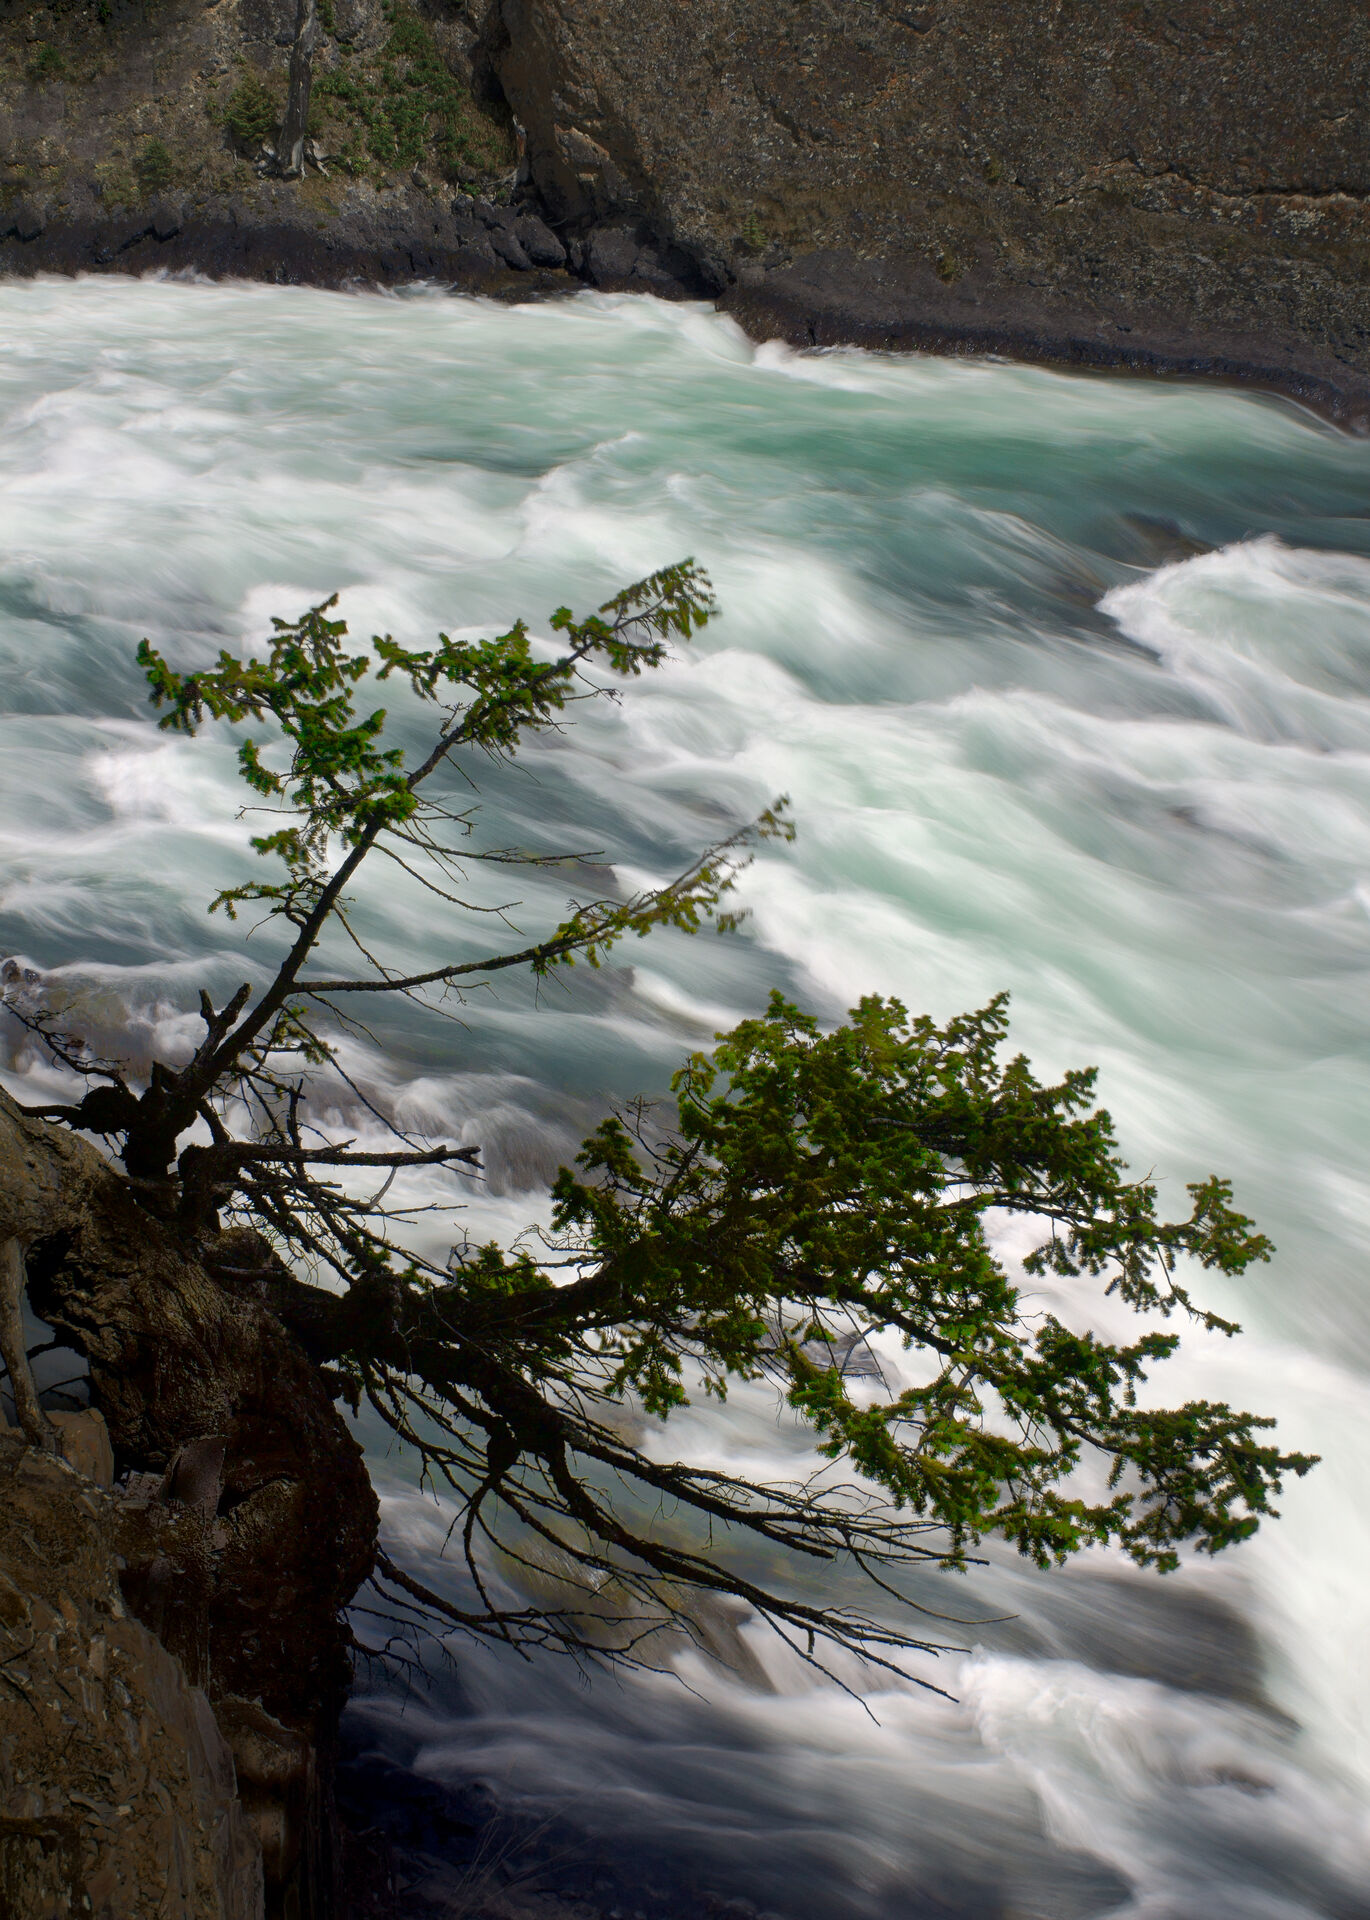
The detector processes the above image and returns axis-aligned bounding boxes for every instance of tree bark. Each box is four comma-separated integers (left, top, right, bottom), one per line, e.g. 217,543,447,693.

276,0,319,179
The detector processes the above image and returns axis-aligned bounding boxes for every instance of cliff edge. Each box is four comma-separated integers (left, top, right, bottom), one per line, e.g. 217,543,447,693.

0,1085,383,1917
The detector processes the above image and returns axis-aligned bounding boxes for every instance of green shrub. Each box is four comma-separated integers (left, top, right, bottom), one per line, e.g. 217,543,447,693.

224,71,280,156
313,5,511,181
135,138,175,194
26,43,65,83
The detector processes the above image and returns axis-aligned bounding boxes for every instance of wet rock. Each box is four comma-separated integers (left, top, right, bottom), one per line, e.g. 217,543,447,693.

450,199,489,245
629,242,697,294
586,224,641,287
145,197,183,243
579,225,699,296
516,210,566,266
491,223,533,269
452,240,500,278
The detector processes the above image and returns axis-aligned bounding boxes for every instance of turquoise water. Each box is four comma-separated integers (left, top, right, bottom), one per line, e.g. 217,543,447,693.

3,276,1370,1918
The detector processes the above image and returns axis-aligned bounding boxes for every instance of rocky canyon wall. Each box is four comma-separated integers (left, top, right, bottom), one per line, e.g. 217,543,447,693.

0,1428,264,1920
0,0,1367,413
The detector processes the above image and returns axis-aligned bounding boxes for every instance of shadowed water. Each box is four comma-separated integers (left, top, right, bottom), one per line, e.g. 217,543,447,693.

2,276,1369,1919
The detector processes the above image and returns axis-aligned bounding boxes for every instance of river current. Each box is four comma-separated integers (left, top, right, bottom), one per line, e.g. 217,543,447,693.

2,276,1369,1920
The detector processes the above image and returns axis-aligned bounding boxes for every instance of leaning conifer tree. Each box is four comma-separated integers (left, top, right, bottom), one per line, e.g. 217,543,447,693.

9,562,1315,1682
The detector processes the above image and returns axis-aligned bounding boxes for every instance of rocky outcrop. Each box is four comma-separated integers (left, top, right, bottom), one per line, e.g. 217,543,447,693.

490,0,1370,420
0,1427,263,1919
0,0,696,297
0,1087,382,1916
0,175,580,292
0,0,535,286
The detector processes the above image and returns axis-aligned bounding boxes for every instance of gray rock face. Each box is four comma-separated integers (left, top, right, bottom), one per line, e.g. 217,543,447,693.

493,0,1370,417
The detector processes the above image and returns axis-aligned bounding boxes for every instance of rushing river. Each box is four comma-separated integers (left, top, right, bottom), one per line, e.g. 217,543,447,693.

3,276,1370,1920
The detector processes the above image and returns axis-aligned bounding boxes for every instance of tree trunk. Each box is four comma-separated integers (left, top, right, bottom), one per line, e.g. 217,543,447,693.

0,1235,53,1448
276,0,319,179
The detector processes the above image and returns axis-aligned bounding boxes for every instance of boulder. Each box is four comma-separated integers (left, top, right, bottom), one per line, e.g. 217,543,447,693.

491,224,533,269
586,224,641,287
515,210,566,267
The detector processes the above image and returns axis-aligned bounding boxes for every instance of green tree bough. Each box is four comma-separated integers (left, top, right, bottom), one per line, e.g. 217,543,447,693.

5,562,1316,1683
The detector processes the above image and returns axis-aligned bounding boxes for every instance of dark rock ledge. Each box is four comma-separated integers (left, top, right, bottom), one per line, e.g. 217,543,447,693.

720,255,1370,430
0,182,708,310
3,180,1364,431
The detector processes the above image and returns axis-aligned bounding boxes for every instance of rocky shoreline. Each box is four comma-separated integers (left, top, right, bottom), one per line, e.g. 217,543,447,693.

0,182,709,305
4,182,1365,431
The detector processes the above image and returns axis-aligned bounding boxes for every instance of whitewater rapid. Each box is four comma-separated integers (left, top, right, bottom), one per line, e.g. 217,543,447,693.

2,276,1369,1919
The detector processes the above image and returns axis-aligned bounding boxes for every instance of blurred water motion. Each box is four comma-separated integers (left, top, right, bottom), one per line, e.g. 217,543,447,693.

3,277,1370,1918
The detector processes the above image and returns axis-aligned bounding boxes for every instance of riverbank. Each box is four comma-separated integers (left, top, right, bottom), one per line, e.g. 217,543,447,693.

4,185,1364,430
3,1,1369,424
